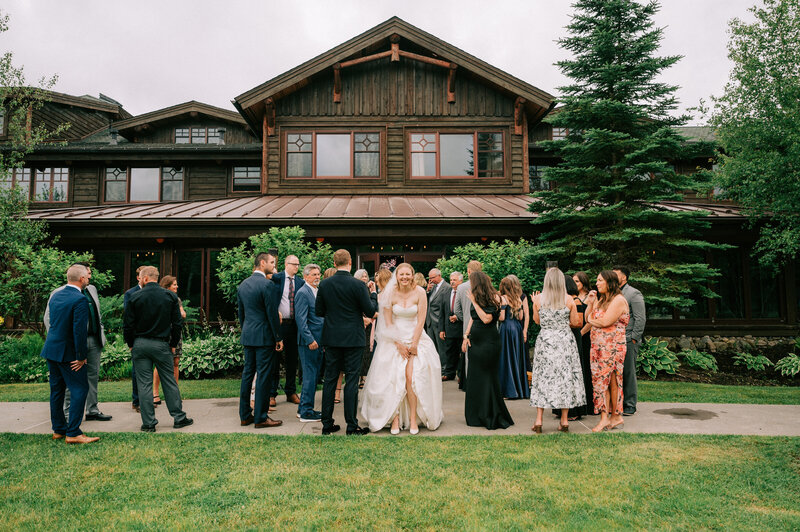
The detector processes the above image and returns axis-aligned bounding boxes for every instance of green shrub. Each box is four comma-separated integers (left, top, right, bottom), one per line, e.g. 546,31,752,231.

774,353,800,377
679,349,718,372
637,337,680,379
180,329,243,379
99,334,131,380
733,352,773,372
99,294,124,335
0,333,47,383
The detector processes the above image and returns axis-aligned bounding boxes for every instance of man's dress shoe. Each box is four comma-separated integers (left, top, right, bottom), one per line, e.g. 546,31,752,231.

65,434,100,444
254,417,282,428
346,426,370,436
322,424,341,435
85,412,112,421
241,415,255,426
52,433,65,440
286,393,301,404
173,418,194,429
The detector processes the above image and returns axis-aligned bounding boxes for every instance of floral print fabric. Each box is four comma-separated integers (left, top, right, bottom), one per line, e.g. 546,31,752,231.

590,308,629,414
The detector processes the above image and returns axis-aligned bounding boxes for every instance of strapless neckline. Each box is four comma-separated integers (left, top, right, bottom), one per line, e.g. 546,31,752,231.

392,303,418,311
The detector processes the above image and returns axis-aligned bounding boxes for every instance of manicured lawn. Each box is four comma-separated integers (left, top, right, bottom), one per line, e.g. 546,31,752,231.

0,433,798,529
2,379,798,404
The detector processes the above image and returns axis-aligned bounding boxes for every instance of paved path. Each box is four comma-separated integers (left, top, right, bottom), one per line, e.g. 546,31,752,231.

3,381,799,436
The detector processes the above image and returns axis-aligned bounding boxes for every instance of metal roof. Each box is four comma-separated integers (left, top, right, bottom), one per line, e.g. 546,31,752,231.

29,196,744,223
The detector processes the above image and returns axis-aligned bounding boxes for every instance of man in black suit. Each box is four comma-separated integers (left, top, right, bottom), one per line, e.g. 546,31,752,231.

315,249,378,435
238,252,284,428
438,271,463,382
270,255,305,406
124,266,192,432
123,266,145,412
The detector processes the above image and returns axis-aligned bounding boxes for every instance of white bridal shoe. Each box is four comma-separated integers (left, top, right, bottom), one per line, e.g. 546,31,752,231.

390,427,400,435
409,427,419,435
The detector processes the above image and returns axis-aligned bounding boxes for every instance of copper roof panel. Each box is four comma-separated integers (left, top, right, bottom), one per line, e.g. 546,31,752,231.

388,196,416,218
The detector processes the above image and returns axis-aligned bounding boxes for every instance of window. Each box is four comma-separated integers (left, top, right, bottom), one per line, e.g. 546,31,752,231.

529,165,551,191
285,131,380,179
0,168,31,195
175,127,220,144
104,166,184,203
33,168,69,202
410,132,504,179
175,128,190,144
232,166,261,192
552,127,568,140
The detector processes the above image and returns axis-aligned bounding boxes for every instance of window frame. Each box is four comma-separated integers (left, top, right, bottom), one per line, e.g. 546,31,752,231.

405,128,509,182
32,167,70,203
174,126,221,145
0,167,32,195
230,165,262,194
282,129,384,181
102,166,185,204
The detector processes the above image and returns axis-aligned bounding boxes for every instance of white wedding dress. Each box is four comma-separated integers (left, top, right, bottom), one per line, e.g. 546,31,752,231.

359,303,444,432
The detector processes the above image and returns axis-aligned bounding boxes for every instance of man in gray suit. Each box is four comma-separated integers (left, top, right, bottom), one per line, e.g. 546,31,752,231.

453,260,482,384
613,265,646,416
425,268,449,363
294,263,324,422
44,262,111,422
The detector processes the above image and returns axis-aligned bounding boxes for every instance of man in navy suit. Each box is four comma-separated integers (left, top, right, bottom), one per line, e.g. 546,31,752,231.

294,263,324,422
316,249,378,435
269,255,305,406
40,264,99,444
238,252,284,428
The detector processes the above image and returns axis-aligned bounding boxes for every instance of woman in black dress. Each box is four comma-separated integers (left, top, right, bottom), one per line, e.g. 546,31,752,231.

462,271,514,430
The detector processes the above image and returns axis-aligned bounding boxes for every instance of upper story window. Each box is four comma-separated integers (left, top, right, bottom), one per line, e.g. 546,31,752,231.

1,167,68,203
232,166,261,192
410,131,504,179
552,127,568,140
529,165,551,191
174,127,221,144
104,166,184,203
285,131,380,179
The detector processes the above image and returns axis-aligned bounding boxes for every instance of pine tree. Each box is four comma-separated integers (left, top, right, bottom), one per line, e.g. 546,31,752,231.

531,0,722,311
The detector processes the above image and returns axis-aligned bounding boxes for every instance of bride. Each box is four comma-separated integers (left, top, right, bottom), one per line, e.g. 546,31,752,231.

359,263,443,434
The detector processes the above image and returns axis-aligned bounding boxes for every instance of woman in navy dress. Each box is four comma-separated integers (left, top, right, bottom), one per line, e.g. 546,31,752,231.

497,275,530,399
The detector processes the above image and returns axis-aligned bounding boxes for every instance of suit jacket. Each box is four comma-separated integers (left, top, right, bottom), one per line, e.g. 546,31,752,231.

294,283,323,346
453,280,473,335
44,284,106,347
40,285,89,363
425,280,450,333
237,272,283,347
271,271,306,317
621,283,646,343
315,270,378,347
438,284,463,338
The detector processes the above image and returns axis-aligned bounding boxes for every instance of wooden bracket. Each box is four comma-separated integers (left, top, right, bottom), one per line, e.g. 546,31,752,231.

514,97,527,135
390,34,400,61
264,98,276,136
447,64,457,104
333,64,341,103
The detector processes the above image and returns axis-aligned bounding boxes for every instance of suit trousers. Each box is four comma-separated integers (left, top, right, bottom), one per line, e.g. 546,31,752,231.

321,346,361,432
298,344,324,418
239,345,276,423
64,335,101,416
47,360,88,437
442,335,462,379
131,352,140,407
623,340,639,413
132,338,187,428
271,320,299,397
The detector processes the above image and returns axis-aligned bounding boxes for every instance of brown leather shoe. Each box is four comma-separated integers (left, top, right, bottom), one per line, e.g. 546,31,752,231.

286,393,300,404
254,417,283,428
52,433,65,440
241,415,254,426
65,434,100,444
269,397,277,407
132,404,140,413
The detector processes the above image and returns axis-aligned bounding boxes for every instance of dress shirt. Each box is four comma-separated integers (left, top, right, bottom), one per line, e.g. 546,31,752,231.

278,271,296,319
123,282,183,348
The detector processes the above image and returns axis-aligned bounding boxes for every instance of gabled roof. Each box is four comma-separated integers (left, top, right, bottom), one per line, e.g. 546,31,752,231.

2,88,130,118
113,100,247,136
233,17,555,133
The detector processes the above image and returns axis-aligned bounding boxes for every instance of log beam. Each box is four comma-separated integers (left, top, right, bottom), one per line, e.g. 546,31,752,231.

447,64,457,104
264,98,276,136
333,64,341,103
514,97,526,135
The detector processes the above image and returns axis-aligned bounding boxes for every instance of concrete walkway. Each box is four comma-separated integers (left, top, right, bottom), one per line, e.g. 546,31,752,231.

3,381,799,437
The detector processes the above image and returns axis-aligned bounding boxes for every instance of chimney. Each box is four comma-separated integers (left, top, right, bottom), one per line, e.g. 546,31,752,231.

109,128,119,146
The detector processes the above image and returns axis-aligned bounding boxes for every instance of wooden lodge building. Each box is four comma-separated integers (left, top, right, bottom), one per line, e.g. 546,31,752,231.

4,18,798,336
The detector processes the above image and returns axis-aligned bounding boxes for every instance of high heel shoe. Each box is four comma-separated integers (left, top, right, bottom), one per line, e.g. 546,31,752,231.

409,426,419,435
390,427,400,435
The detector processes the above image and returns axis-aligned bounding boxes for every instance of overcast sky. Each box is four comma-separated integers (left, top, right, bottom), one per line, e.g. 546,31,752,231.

2,0,756,124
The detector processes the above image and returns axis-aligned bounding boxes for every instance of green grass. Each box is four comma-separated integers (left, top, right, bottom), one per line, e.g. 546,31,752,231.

0,433,798,530
638,381,800,404
3,379,798,404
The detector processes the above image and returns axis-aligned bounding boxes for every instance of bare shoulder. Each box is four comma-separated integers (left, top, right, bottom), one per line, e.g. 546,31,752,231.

415,285,427,300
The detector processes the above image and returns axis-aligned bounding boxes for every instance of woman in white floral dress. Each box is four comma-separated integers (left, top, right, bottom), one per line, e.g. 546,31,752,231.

529,267,586,433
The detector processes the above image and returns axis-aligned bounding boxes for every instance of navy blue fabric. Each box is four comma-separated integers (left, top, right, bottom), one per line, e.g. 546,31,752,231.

40,287,89,363
239,345,276,423
123,284,141,406
47,360,88,437
498,306,530,399
270,271,305,314
237,273,282,347
294,284,323,346
298,344,324,418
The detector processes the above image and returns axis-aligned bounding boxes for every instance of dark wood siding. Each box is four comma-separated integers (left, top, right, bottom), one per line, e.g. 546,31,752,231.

187,165,228,199
33,102,114,141
133,121,255,144
72,165,101,207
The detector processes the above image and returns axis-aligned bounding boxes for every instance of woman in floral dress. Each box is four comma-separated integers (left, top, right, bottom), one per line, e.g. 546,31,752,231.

585,270,629,433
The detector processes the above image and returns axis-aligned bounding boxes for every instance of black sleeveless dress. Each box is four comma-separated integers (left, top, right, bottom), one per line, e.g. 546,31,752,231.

464,304,514,430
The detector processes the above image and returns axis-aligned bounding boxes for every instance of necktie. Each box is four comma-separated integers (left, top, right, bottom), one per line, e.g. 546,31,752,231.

451,288,457,311
288,277,295,319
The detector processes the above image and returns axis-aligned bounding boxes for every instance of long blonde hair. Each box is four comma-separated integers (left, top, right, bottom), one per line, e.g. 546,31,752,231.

540,268,567,310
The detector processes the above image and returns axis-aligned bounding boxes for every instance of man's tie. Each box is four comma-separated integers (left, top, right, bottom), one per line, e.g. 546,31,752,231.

451,288,457,312
288,277,295,319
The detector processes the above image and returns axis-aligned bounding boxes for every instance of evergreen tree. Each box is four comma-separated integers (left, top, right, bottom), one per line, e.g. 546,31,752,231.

708,0,800,268
531,0,722,311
